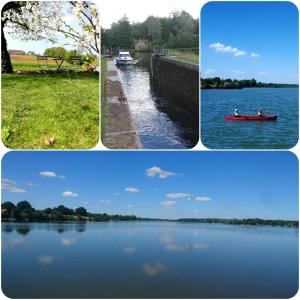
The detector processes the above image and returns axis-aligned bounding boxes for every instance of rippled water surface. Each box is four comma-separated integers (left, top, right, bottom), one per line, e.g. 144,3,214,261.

201,88,298,149
2,222,298,298
117,53,198,149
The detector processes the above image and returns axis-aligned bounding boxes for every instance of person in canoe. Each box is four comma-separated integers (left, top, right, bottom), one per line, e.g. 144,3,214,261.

233,108,241,117
258,109,264,117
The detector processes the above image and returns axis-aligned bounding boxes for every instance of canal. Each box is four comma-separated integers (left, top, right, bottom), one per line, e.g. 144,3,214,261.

116,53,198,149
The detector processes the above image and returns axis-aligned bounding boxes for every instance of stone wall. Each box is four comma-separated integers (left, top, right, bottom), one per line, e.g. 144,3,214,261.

150,55,199,115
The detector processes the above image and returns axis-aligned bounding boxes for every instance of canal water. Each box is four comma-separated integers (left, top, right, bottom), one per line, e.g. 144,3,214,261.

2,222,298,298
116,53,198,149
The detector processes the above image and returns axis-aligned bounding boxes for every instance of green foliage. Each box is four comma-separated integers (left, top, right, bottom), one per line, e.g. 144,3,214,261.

102,11,199,50
1,201,16,211
177,218,299,227
55,205,74,215
44,47,67,58
201,77,299,89
16,200,32,211
75,207,87,216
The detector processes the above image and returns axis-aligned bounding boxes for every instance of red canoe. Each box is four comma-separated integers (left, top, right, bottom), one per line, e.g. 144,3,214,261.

225,115,277,121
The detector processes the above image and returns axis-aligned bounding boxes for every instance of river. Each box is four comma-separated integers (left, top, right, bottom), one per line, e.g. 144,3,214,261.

116,53,198,149
201,88,298,149
2,222,298,298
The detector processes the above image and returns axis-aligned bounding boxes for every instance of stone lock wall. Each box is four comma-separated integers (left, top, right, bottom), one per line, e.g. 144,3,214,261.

150,55,199,115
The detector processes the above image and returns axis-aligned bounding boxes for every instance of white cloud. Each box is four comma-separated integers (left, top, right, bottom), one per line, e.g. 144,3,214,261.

2,178,26,193
251,52,260,57
160,200,175,207
231,70,245,75
258,71,268,75
145,166,181,179
99,200,111,203
27,181,39,187
166,192,191,199
288,73,298,78
195,196,211,202
205,68,216,75
209,42,246,57
143,262,168,277
61,238,76,246
40,171,65,178
125,187,140,193
62,191,78,197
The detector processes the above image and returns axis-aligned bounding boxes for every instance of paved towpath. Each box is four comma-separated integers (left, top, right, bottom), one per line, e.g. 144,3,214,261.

103,60,142,149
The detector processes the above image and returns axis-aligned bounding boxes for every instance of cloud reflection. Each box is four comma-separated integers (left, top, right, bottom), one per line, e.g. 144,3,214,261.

123,246,137,254
165,243,189,252
61,238,76,246
193,243,209,250
143,262,168,276
37,255,54,264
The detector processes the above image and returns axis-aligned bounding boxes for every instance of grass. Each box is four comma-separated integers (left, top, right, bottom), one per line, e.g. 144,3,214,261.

2,68,99,149
101,57,107,141
168,49,199,64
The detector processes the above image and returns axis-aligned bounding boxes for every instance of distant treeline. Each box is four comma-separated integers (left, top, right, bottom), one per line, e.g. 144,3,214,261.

201,77,299,89
177,218,298,228
1,201,138,222
2,201,298,227
101,11,199,50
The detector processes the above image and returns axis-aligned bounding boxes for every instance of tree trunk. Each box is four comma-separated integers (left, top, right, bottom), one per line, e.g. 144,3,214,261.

1,24,13,73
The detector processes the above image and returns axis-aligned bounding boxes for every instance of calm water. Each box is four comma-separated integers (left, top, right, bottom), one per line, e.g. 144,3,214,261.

117,53,198,149
2,222,298,298
201,88,299,149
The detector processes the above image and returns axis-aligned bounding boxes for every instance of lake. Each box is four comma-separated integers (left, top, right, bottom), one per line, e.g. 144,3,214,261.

201,88,299,149
117,53,198,149
2,222,298,298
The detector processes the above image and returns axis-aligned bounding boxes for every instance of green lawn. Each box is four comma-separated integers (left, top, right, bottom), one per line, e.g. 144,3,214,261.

2,72,99,149
168,50,199,64
101,57,107,141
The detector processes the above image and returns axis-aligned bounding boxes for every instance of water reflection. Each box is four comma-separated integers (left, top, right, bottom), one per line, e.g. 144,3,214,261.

143,262,168,277
61,238,76,246
123,246,136,254
2,222,298,298
16,225,31,235
2,222,86,234
37,255,54,264
165,243,189,252
117,53,198,149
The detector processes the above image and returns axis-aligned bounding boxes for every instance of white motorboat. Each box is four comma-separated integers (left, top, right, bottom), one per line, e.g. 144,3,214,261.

116,51,133,65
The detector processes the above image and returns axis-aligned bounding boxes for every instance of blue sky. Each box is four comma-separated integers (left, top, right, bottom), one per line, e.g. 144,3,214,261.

1,151,298,220
201,1,299,84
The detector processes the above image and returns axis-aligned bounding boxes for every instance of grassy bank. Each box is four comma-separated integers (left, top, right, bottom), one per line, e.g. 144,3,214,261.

101,57,107,141
2,72,99,149
168,49,199,64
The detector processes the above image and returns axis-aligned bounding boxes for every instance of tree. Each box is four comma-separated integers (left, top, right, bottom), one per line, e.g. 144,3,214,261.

44,47,66,58
16,200,32,211
2,1,99,73
1,2,23,73
55,205,74,215
75,207,87,216
1,201,16,212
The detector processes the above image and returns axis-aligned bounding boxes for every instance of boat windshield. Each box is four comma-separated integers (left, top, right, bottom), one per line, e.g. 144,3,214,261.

120,53,130,58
